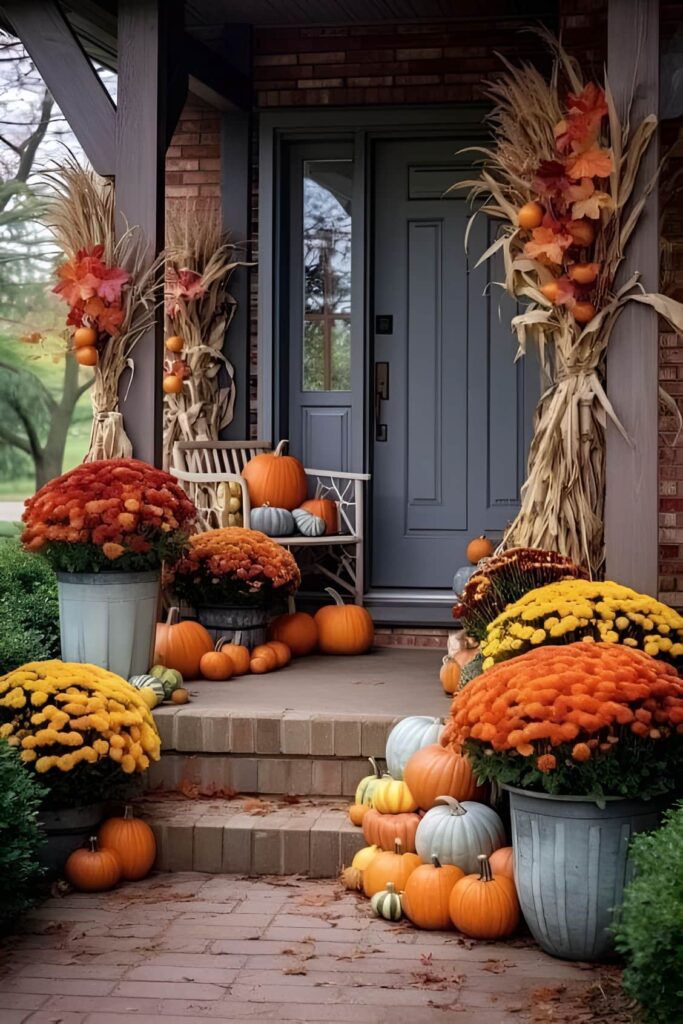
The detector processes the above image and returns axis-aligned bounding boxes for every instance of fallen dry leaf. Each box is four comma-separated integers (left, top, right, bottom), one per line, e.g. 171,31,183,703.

283,965,308,975
482,959,514,974
420,953,433,966
243,797,274,815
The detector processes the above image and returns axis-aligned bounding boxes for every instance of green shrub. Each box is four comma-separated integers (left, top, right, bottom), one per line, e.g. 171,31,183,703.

0,739,46,930
614,802,683,1023
0,539,60,674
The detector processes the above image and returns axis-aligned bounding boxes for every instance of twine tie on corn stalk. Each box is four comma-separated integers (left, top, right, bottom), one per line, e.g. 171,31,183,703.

85,412,133,462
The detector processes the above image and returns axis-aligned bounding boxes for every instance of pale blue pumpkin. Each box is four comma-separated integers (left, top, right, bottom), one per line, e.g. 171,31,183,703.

251,505,295,536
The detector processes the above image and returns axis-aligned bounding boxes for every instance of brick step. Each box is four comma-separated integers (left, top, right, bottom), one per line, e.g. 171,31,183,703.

146,752,370,798
141,795,366,877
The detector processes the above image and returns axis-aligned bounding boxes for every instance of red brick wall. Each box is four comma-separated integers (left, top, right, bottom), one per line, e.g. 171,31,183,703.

165,96,221,215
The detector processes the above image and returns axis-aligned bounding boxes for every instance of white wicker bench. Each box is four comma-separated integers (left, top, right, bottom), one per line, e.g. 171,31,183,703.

171,440,370,604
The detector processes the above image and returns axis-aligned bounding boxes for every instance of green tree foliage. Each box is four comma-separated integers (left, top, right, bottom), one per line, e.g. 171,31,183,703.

0,539,60,674
614,802,683,1023
0,739,46,931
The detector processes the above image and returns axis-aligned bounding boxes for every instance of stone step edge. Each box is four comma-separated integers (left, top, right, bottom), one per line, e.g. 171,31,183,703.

147,752,371,798
143,803,366,877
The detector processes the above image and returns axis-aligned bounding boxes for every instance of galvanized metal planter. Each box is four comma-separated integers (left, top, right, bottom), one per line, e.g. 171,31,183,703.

505,785,667,961
196,604,271,649
57,571,160,678
38,802,105,876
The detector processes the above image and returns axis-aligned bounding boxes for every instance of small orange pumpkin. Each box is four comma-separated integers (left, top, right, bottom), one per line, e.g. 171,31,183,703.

154,607,214,679
572,300,596,324
97,805,156,881
242,439,307,510
466,535,494,564
449,853,520,939
268,601,318,656
517,201,543,230
266,640,291,667
402,854,464,930
404,744,484,810
489,845,514,880
300,498,338,535
314,588,374,655
251,644,279,671
362,808,420,852
65,836,121,892
76,346,98,366
440,657,461,695
74,326,97,348
363,838,422,898
199,648,234,681
348,803,369,827
218,641,250,676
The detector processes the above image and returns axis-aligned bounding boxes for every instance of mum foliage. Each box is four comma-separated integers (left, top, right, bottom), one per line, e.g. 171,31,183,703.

453,546,587,641
172,526,301,607
615,802,683,1024
481,579,683,670
0,739,46,931
0,661,161,809
21,458,196,573
442,642,683,801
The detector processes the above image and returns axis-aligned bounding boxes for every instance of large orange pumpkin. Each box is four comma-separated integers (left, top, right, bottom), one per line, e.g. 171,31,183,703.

97,805,157,881
403,744,485,810
402,854,464,930
448,854,520,939
362,838,422,898
242,439,307,510
65,836,121,892
314,588,374,655
362,809,421,852
153,607,213,678
300,498,338,535
268,601,318,656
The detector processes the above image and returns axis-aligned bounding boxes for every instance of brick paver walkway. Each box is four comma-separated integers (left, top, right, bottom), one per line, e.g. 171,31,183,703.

0,874,626,1024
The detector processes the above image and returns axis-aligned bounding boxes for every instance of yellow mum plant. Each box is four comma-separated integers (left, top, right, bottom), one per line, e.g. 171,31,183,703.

0,661,160,809
481,579,683,671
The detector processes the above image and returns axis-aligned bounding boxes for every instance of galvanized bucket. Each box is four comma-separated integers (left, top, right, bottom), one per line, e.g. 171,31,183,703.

38,802,105,877
57,571,160,678
505,785,667,961
196,605,271,649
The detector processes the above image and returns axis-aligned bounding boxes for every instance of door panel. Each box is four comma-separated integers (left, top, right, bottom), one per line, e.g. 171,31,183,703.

371,138,537,589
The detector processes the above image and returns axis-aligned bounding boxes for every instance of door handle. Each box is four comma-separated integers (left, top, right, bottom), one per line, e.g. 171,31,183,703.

375,362,389,442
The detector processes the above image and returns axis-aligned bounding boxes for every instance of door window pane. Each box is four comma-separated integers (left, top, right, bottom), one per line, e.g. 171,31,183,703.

302,160,352,391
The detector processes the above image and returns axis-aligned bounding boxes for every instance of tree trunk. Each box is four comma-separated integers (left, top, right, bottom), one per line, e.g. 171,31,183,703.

34,353,91,489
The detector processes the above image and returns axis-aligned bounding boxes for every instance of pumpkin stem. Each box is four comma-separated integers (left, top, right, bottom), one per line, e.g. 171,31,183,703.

477,854,493,882
385,882,396,894
393,838,403,855
88,835,98,852
435,796,467,816
166,606,180,627
430,854,442,869
368,756,381,779
123,805,134,821
286,596,296,615
324,586,345,606
274,439,289,457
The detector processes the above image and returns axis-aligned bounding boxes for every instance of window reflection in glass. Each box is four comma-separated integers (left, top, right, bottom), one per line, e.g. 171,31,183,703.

302,160,352,391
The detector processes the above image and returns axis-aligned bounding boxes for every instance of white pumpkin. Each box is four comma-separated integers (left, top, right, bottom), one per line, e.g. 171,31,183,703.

292,508,326,537
385,715,443,780
414,796,505,874
250,505,295,536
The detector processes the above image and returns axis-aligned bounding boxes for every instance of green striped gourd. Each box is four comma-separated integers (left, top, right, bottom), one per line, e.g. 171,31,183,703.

371,882,403,921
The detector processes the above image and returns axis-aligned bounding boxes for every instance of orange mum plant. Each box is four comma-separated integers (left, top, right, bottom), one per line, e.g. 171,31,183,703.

442,642,683,801
21,458,196,573
172,527,301,608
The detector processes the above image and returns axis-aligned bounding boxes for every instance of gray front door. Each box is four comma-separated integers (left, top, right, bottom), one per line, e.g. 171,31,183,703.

371,138,537,589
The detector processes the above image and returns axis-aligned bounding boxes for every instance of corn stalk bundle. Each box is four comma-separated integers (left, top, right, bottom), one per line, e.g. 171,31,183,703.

42,157,162,461
456,31,683,575
163,202,244,469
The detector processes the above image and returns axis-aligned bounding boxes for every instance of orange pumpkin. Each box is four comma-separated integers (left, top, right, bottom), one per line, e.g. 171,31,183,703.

266,640,291,667
300,498,338,535
199,648,234,681
74,326,97,348
76,346,98,366
242,439,307,510
251,644,279,671
215,641,250,675
154,607,213,679
65,836,121,892
448,854,520,939
466,535,494,564
572,300,596,324
163,374,183,394
404,744,484,810
440,657,461,695
348,803,369,827
314,588,374,655
97,805,157,881
517,201,543,230
268,603,318,656
489,845,514,880
568,262,600,285
402,854,464,930
362,809,421,852
363,838,422,898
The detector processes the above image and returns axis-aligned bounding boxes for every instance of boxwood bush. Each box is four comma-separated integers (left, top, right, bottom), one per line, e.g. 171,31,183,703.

0,539,60,674
0,739,46,931
615,802,683,1023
